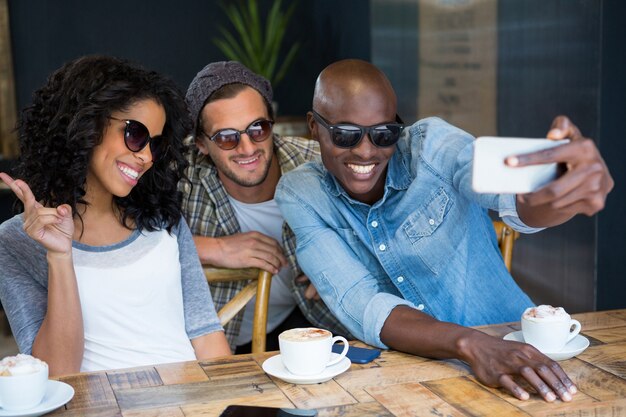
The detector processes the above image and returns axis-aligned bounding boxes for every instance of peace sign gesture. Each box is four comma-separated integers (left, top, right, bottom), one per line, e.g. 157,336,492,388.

0,172,74,256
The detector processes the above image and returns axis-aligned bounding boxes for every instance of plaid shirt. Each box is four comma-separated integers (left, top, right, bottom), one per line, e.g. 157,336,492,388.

182,135,351,348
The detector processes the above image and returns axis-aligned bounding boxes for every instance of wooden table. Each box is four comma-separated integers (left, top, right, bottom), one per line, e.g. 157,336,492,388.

51,309,626,416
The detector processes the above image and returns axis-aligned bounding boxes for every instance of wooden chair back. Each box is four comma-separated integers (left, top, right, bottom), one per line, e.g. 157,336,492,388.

492,220,520,272
203,267,272,353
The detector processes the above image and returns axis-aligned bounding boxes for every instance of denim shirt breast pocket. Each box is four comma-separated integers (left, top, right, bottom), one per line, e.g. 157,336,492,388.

401,187,464,275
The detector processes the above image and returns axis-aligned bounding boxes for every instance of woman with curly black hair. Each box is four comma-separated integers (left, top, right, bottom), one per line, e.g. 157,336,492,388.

0,55,231,376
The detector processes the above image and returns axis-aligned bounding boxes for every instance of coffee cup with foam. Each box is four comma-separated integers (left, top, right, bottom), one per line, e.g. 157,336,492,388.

278,328,349,376
521,305,582,352
0,354,49,411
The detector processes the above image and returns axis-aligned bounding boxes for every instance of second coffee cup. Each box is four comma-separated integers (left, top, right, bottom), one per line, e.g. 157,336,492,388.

0,354,49,411
521,305,581,352
279,328,349,376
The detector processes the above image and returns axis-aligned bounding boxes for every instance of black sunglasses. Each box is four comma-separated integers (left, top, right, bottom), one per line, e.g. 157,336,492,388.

109,117,164,161
204,119,274,150
311,110,404,149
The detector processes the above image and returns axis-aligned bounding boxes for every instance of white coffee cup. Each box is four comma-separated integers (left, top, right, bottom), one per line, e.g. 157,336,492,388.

521,305,582,352
0,355,49,411
279,327,349,376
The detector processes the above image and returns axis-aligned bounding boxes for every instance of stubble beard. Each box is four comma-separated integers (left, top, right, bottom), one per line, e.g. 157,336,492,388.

217,150,274,188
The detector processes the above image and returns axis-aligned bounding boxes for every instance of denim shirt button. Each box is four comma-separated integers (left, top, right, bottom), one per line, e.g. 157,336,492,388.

417,304,425,310
371,220,379,228
428,218,435,225
397,276,404,283
379,244,386,251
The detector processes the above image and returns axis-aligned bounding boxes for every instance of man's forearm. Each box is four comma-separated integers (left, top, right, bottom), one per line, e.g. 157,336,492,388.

379,305,490,362
193,235,222,265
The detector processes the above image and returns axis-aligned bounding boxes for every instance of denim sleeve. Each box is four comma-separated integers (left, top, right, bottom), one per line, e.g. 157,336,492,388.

174,217,224,339
276,176,414,349
413,117,542,234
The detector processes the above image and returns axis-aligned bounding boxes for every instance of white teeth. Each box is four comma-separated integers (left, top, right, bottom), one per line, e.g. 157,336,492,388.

347,164,375,174
119,165,139,179
236,156,259,165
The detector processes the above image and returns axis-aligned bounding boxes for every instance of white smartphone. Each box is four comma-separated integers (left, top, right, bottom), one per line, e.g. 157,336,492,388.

472,137,569,194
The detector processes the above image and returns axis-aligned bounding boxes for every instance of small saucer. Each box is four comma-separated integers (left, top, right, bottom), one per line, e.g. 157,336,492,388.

262,353,351,384
503,331,590,361
0,380,74,417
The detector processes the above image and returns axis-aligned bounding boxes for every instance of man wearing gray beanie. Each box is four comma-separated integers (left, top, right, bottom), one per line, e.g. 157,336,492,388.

181,61,350,352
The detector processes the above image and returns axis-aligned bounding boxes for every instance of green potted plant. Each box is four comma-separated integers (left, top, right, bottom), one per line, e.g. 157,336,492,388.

213,0,300,89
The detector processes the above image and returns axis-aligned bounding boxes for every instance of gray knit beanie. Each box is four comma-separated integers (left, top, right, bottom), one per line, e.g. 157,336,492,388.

185,61,273,135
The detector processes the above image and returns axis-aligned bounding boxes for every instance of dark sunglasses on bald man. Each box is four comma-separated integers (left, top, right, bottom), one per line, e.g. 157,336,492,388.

203,119,274,150
311,110,404,149
109,117,165,161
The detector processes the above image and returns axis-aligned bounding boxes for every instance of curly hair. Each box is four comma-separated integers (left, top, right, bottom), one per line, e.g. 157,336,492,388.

15,55,191,232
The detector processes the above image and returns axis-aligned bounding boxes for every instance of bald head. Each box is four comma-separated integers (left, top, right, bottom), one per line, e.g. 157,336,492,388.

313,59,397,118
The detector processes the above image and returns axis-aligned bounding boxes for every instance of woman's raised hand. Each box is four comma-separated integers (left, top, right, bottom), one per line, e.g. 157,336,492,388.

0,172,74,256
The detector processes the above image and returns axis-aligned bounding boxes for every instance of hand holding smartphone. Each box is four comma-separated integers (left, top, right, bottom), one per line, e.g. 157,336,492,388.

472,137,569,194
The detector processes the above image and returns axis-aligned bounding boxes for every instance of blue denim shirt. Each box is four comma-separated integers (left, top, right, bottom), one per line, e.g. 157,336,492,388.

275,117,537,349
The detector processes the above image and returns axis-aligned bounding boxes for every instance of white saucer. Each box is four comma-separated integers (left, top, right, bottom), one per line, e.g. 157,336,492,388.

262,353,351,384
0,380,74,417
503,331,590,361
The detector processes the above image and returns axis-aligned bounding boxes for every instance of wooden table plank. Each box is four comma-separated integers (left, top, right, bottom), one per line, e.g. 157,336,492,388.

560,357,626,400
372,349,429,368
155,362,209,385
115,380,279,411
332,359,469,404
584,325,626,344
573,311,626,331
107,367,162,390
60,373,118,411
425,376,530,416
317,402,395,417
50,406,123,417
474,322,518,338
367,382,466,417
533,398,626,417
578,341,626,379
179,392,292,417
272,379,358,409
608,310,626,322
201,355,267,383
122,407,184,417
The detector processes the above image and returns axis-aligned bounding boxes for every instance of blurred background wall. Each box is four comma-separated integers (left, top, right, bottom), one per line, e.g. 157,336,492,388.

3,0,625,313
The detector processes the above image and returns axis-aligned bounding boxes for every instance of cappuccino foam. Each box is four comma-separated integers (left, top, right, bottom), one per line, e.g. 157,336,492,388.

523,305,569,322
0,354,47,376
280,327,331,342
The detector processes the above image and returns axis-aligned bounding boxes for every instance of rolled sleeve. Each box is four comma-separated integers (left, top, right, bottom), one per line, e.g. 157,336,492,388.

497,193,545,234
363,293,415,349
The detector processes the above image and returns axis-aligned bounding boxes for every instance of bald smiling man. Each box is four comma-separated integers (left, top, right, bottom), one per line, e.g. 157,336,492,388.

275,59,613,402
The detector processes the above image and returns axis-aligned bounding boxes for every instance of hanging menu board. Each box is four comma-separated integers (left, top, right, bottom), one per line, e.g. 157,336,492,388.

418,0,497,136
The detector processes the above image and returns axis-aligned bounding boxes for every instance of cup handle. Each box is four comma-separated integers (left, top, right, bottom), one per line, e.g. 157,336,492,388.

327,336,349,366
566,319,582,343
